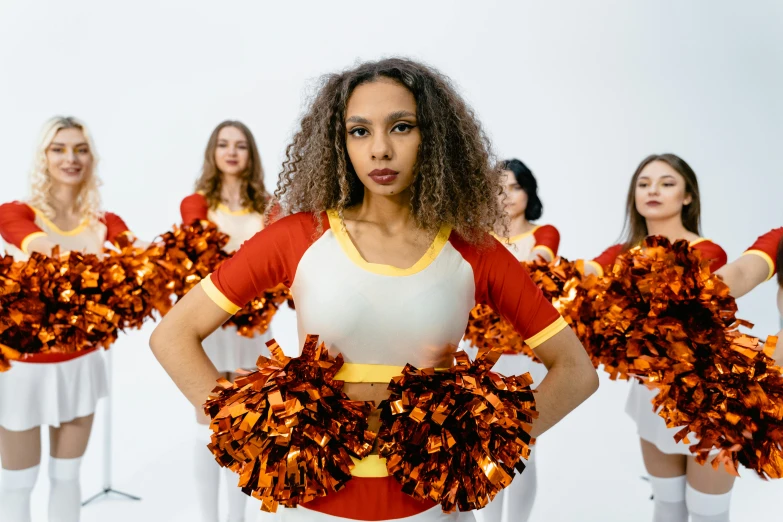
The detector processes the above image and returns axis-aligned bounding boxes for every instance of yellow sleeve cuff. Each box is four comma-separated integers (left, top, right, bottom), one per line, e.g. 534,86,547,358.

742,250,775,281
20,231,48,254
525,316,569,349
586,260,604,278
201,274,241,315
532,245,555,260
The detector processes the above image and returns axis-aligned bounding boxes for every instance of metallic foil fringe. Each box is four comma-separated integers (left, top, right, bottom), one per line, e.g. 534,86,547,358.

464,258,584,362
0,236,170,368
567,236,783,478
377,346,536,512
203,335,376,512
156,221,293,337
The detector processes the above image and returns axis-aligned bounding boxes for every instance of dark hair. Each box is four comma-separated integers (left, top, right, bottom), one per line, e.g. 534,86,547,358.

499,158,542,221
621,153,701,250
777,238,783,288
274,57,502,244
195,120,269,214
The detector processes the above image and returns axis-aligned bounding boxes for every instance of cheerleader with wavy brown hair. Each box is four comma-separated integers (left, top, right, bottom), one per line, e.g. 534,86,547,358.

179,120,277,522
585,154,736,522
0,116,136,522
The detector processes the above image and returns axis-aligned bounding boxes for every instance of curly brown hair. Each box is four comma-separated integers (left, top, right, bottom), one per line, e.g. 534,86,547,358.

195,120,269,214
274,58,503,244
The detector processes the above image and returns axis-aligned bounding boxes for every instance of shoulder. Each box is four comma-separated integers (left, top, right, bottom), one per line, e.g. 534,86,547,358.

0,201,35,218
181,192,208,206
447,229,513,263
691,238,726,257
533,224,559,236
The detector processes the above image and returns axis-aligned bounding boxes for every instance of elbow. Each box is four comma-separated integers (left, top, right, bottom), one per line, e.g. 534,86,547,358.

585,367,600,397
149,322,167,360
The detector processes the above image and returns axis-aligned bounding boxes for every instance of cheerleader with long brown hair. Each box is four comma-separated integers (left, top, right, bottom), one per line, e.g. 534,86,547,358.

179,120,277,522
585,154,734,522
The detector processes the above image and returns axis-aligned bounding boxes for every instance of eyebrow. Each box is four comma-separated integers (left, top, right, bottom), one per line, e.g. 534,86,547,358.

50,142,88,147
346,110,417,125
217,139,248,144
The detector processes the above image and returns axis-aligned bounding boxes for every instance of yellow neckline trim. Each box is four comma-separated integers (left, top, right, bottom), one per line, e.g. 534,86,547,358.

216,203,252,216
32,208,88,236
689,237,710,247
326,209,451,277
493,225,540,244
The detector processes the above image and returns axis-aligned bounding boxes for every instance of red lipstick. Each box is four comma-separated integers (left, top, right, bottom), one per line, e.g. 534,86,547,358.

368,168,399,185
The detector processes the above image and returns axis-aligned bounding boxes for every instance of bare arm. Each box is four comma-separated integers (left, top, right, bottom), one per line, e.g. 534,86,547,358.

529,326,599,437
715,254,772,298
149,284,228,407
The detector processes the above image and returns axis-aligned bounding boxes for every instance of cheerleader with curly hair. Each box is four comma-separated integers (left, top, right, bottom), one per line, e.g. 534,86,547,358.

150,58,598,521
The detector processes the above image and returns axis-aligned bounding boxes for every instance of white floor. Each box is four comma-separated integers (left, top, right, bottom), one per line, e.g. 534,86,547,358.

22,306,783,521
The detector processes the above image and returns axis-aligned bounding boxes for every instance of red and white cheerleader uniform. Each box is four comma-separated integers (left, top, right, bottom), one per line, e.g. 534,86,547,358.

180,193,275,372
741,227,783,281
589,238,727,455
466,224,560,522
0,201,131,431
201,210,568,521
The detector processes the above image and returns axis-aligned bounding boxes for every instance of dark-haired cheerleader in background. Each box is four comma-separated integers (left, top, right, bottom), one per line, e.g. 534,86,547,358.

467,158,559,522
585,154,734,522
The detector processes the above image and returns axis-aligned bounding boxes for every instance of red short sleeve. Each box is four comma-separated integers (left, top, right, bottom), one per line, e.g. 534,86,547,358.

181,193,209,225
202,212,328,314
692,240,727,273
100,212,131,244
588,244,623,277
531,224,560,258
450,234,568,349
742,228,783,280
0,201,46,252
265,200,284,225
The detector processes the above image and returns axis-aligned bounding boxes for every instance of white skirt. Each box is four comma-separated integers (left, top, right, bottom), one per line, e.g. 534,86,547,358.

625,381,704,456
203,325,273,373
273,505,461,522
0,350,108,431
469,447,537,522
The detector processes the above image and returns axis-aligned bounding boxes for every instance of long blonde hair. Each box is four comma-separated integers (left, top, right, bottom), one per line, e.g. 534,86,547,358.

28,116,103,221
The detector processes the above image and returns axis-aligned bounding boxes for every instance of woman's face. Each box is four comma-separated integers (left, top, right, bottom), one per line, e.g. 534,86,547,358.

634,160,692,222
214,126,250,177
344,78,421,198
499,169,528,220
46,128,92,187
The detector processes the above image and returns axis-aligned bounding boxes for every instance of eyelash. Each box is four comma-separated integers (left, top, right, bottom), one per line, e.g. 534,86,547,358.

348,123,416,137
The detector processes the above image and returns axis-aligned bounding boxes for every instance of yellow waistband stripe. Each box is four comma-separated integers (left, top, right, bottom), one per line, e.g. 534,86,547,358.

334,363,451,383
350,455,388,477
525,316,569,349
743,249,776,281
201,274,242,315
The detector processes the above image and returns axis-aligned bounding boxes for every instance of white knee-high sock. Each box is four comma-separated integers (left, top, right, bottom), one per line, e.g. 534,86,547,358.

686,483,732,522
0,465,39,522
48,457,82,522
649,475,687,522
223,468,247,522
194,424,219,522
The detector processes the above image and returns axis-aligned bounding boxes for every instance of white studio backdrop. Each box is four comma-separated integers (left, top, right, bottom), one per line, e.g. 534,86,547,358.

0,1,781,521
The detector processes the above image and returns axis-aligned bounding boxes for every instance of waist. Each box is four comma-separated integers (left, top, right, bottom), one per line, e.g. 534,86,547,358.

20,347,99,363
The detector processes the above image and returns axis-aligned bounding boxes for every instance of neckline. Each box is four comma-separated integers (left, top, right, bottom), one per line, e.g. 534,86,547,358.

32,207,89,236
216,203,252,216
492,225,540,244
326,209,451,277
